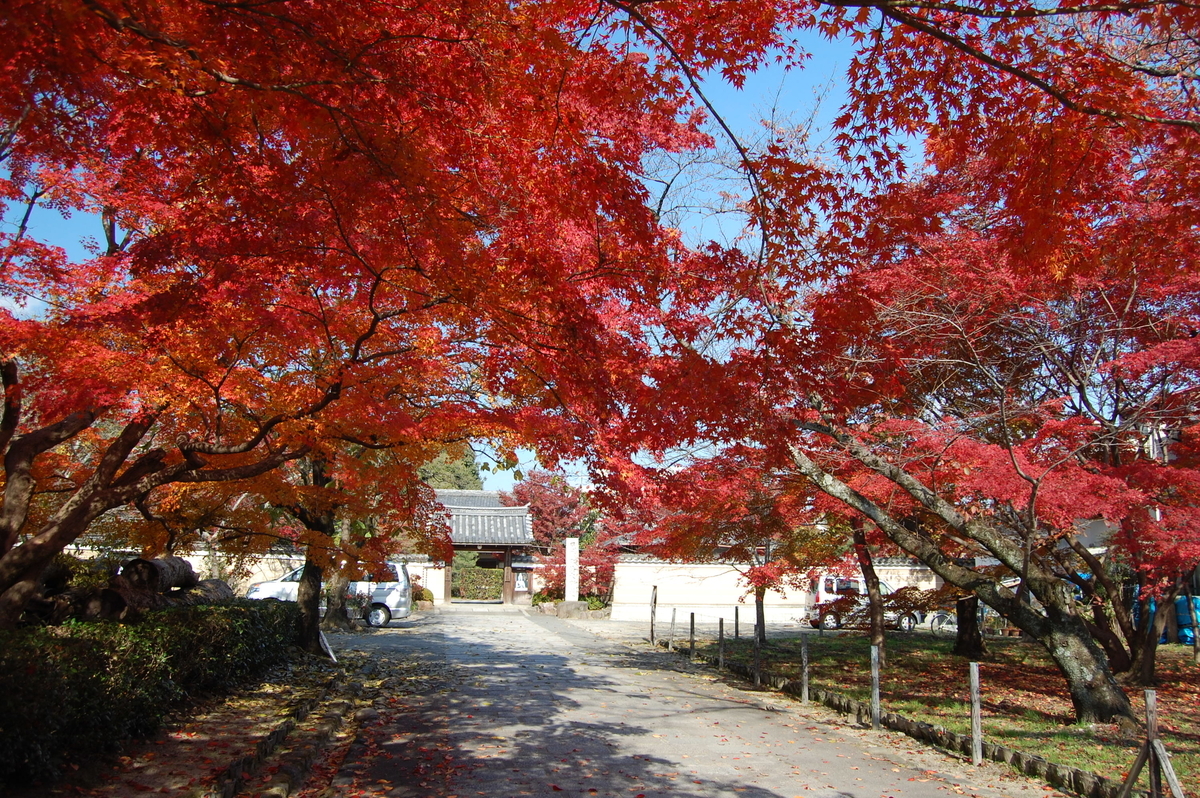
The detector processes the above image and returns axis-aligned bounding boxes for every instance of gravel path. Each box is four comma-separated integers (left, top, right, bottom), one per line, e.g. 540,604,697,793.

322,607,1070,798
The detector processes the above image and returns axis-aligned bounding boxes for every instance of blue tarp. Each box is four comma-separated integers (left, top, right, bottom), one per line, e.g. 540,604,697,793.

1133,594,1199,645
1176,596,1199,646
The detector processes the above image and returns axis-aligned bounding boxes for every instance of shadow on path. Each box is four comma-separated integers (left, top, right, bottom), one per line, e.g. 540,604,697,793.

332,612,837,798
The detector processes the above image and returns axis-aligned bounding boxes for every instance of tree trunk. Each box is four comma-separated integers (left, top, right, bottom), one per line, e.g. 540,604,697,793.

748,585,768,648
171,578,235,605
0,498,114,629
1084,610,1133,674
321,570,357,631
76,588,133,621
852,521,887,667
1039,617,1135,723
787,441,1136,723
1187,582,1199,666
32,586,134,624
297,556,326,656
117,577,236,609
0,401,300,630
1131,591,1176,686
754,585,767,646
952,594,987,659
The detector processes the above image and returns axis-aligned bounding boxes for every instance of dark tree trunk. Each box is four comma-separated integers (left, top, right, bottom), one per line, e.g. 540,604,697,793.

1039,617,1135,723
787,442,1136,724
1131,590,1176,686
321,570,356,631
0,390,303,630
852,521,886,667
28,586,135,624
296,556,326,656
754,585,767,646
77,587,134,621
1187,582,1199,666
111,576,234,612
35,577,234,624
952,594,987,658
171,579,235,605
1085,610,1133,674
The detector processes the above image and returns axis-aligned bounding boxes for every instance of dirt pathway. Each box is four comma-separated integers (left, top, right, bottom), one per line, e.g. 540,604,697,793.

317,608,1069,798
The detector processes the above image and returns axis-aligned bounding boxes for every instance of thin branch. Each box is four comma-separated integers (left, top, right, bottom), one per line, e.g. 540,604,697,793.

877,5,1200,132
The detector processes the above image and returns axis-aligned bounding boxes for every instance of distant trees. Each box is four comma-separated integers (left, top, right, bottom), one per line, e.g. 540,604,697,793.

420,450,484,492
502,470,594,547
502,470,615,601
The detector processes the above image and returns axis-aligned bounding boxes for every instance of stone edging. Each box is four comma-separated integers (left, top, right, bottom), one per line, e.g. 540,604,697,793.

657,641,1143,798
197,673,343,798
198,661,378,798
533,602,612,619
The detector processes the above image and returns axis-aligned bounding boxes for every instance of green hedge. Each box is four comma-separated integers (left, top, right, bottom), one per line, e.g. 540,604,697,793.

456,567,504,600
0,599,299,787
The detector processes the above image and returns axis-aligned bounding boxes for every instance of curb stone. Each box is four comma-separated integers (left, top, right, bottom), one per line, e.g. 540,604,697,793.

196,675,341,798
197,659,379,798
254,699,358,798
655,639,1144,798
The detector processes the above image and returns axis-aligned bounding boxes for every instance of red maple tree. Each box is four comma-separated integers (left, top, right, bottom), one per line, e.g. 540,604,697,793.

0,0,755,628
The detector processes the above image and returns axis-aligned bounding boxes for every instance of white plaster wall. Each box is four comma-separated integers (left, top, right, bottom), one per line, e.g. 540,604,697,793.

212,555,302,593
609,560,810,624
62,543,304,595
609,559,940,624
875,565,939,592
407,561,447,603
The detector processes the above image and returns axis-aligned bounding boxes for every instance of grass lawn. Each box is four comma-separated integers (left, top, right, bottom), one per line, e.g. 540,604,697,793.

699,631,1198,795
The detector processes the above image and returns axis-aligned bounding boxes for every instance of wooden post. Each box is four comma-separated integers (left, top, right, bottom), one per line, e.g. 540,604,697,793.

502,548,515,604
650,586,657,646
734,606,740,639
689,612,696,659
668,608,677,652
970,662,982,766
801,634,809,704
1148,689,1163,797
718,618,725,670
1118,689,1185,798
870,645,881,730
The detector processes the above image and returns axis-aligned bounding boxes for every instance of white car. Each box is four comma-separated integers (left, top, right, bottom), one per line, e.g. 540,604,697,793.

246,562,412,627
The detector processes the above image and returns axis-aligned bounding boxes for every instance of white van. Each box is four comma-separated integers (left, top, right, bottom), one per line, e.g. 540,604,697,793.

246,562,412,627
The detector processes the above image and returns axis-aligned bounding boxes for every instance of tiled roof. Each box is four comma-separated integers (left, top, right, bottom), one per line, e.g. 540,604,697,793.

435,489,505,508
435,490,534,546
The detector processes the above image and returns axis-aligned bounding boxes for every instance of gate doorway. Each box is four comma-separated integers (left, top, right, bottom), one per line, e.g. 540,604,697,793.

450,550,504,602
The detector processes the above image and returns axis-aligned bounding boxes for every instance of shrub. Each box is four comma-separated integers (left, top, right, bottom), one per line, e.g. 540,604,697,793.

531,589,561,606
456,567,503,600
531,592,605,609
413,586,435,603
0,599,299,788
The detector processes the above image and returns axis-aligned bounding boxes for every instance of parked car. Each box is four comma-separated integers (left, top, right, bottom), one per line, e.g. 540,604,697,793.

805,574,934,632
246,562,412,627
